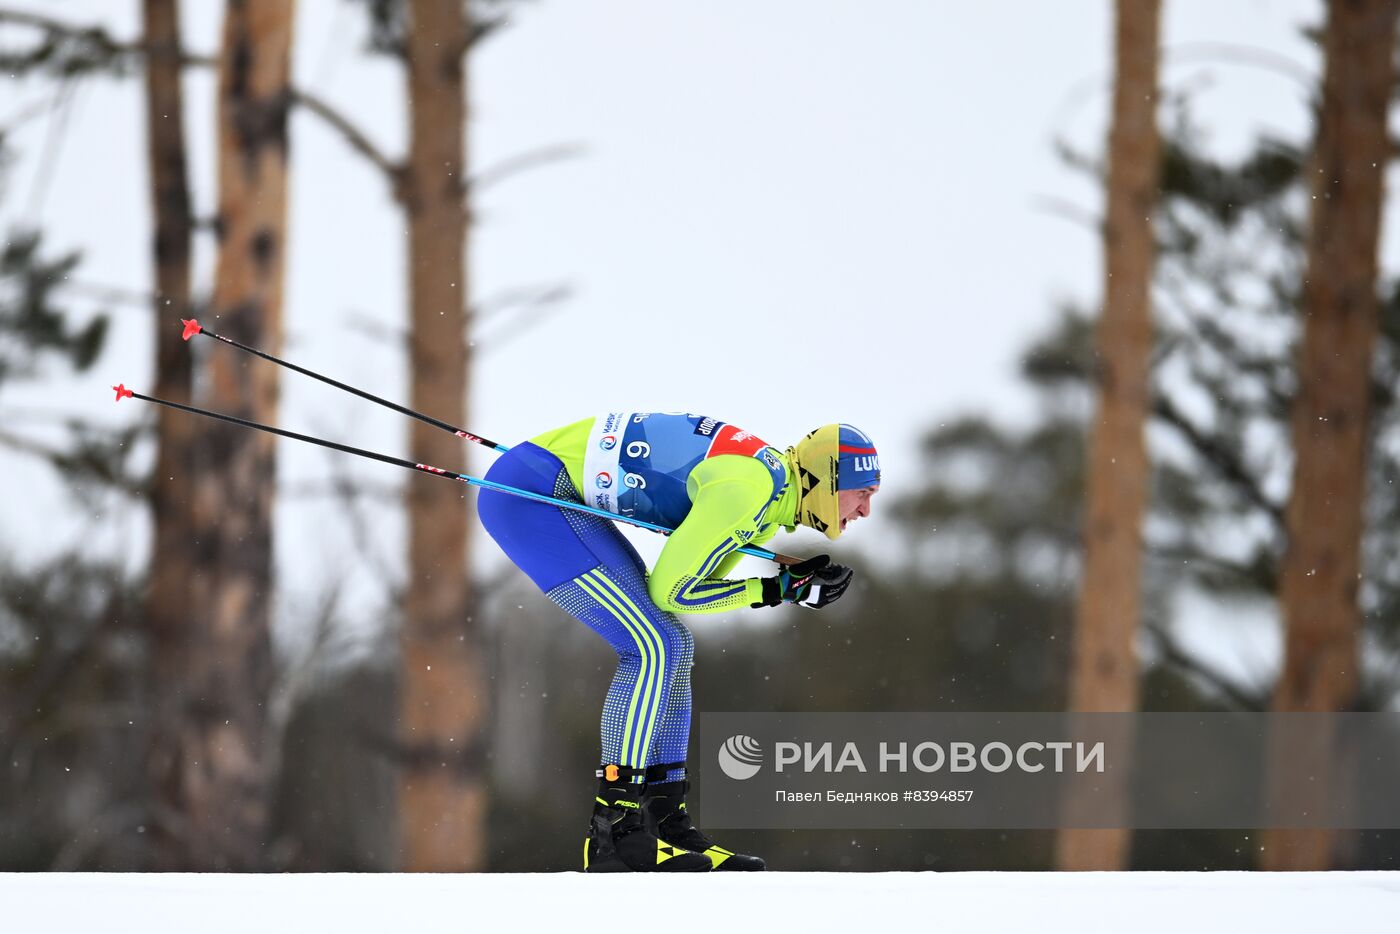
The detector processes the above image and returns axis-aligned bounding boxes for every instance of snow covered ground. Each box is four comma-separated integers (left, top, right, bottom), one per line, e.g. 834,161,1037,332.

5,871,1398,932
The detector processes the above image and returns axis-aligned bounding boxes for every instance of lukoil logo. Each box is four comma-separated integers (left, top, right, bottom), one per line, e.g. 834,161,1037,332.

718,734,764,780
851,455,880,474
599,434,618,451
595,471,613,490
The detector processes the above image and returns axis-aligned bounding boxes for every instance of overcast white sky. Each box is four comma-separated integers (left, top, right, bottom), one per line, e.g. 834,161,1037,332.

0,1,1345,672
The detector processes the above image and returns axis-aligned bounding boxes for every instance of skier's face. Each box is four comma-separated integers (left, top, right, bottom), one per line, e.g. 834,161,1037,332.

838,485,879,532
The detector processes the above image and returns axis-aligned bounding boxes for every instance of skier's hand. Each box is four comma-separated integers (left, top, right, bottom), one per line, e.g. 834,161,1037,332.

798,563,853,609
753,555,853,609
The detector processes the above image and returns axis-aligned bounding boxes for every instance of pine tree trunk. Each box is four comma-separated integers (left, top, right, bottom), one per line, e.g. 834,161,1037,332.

1056,0,1161,872
1261,0,1396,872
151,0,293,870
141,0,201,869
140,0,202,861
398,0,486,871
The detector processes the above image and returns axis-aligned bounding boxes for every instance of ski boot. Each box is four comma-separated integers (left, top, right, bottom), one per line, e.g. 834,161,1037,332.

642,762,766,871
584,764,712,872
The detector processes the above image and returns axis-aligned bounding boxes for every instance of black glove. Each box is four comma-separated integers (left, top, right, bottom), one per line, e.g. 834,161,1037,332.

753,555,854,609
801,563,853,608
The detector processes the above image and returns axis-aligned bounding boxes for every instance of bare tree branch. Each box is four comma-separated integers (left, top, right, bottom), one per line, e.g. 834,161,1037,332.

1145,622,1267,711
343,312,406,349
0,8,140,53
1147,542,1276,592
289,88,403,188
1030,194,1101,233
0,8,401,189
0,7,214,68
469,143,587,194
322,445,402,595
63,277,203,318
1150,393,1286,535
0,10,577,202
281,478,401,501
473,284,573,352
1163,41,1314,92
0,425,148,497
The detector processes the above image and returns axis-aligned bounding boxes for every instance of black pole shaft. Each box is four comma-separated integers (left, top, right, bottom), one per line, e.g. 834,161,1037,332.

121,388,791,564
132,389,452,477
193,324,507,451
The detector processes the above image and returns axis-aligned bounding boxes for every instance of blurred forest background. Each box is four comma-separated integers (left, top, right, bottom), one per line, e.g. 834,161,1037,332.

2,0,1400,872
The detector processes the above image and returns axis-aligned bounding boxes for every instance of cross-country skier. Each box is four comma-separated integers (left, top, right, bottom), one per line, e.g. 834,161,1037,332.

478,414,881,872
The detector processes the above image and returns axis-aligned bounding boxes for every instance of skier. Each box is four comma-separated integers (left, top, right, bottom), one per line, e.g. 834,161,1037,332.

478,414,880,872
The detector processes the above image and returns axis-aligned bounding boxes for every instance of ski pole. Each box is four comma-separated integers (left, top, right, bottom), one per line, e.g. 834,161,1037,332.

179,318,509,453
112,383,793,565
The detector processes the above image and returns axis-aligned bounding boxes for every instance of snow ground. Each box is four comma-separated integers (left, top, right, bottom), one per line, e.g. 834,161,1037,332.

4,871,1398,933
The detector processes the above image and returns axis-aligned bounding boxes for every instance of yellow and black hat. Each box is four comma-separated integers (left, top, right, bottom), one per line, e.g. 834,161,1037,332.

785,424,881,541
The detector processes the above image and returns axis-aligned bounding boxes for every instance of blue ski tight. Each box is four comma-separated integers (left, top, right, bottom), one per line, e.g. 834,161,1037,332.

478,442,691,782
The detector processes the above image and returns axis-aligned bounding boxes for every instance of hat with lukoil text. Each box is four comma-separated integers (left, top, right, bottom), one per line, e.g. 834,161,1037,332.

836,424,880,490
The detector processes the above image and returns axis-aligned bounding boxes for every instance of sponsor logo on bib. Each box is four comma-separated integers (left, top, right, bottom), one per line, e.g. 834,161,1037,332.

708,424,770,459
595,471,614,490
599,434,617,451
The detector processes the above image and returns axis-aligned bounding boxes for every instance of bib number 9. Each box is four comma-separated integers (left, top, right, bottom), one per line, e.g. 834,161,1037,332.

625,440,651,459
624,472,647,490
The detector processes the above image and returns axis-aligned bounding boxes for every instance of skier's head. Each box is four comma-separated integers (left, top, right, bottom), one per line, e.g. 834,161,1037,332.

786,424,881,539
